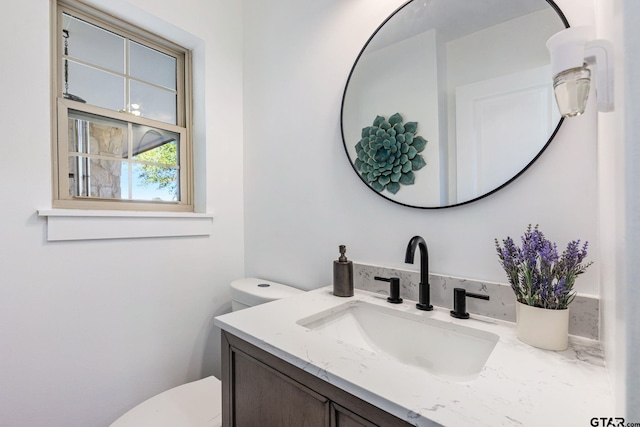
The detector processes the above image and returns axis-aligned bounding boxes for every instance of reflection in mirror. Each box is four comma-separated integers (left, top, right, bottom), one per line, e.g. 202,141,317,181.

341,0,568,208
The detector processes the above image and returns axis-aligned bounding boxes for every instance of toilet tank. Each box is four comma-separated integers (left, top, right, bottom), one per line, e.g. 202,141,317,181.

230,278,304,311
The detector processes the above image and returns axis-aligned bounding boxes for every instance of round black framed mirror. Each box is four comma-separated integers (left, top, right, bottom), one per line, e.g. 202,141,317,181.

341,0,569,209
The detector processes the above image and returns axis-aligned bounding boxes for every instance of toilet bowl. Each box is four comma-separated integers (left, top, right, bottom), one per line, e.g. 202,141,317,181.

110,278,302,427
110,376,222,427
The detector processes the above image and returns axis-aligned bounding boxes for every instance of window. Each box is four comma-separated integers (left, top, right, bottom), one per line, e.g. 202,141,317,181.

53,1,192,211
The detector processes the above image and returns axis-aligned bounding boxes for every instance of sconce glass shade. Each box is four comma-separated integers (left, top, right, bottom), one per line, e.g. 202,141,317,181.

547,26,614,117
552,65,591,117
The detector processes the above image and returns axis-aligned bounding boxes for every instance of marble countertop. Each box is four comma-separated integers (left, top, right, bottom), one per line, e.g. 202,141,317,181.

214,287,613,427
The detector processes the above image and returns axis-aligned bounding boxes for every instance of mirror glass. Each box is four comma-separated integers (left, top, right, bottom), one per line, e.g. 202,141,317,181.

341,0,568,208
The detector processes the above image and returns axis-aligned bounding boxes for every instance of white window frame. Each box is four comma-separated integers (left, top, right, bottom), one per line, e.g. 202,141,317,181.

52,0,193,212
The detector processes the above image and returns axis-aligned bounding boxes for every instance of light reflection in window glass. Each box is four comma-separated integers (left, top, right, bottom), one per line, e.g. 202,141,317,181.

129,80,177,125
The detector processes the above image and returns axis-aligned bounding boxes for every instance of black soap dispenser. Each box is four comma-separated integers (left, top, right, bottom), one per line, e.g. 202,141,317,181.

333,245,354,297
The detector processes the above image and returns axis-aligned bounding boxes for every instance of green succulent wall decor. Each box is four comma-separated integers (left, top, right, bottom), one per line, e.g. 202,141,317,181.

354,113,427,194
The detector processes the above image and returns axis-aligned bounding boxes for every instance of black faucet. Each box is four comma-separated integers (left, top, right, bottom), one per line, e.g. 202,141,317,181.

405,236,433,311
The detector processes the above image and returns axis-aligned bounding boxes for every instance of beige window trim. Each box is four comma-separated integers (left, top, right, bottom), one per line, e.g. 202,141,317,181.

52,0,193,212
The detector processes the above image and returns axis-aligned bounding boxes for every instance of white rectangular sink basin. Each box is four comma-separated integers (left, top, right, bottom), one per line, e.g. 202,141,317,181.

297,301,498,381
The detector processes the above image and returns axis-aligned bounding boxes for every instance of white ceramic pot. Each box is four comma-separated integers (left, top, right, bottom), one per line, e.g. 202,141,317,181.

516,302,569,351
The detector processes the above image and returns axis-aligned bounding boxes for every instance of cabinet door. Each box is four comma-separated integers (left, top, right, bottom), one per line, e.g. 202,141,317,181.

231,347,330,427
332,403,379,427
222,331,413,427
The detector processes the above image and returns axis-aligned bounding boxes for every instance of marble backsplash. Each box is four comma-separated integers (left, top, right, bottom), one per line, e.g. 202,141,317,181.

353,262,599,340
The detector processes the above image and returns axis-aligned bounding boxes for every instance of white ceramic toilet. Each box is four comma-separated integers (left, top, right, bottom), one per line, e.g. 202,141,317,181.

110,278,303,427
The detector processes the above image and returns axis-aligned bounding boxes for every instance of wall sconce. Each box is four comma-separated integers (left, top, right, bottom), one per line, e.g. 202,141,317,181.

546,26,614,117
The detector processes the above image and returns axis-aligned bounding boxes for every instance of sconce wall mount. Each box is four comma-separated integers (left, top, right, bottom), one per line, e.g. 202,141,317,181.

546,26,614,117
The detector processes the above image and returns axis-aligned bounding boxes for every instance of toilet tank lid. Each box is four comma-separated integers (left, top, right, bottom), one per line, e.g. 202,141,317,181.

230,278,304,306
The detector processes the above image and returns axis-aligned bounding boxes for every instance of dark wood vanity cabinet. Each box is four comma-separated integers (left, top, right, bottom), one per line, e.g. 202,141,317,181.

222,331,412,427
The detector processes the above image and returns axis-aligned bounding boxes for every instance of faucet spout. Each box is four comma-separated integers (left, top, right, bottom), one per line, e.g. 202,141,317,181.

405,236,433,311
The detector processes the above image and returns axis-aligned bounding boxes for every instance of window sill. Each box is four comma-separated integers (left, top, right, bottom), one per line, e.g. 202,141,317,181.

37,209,215,241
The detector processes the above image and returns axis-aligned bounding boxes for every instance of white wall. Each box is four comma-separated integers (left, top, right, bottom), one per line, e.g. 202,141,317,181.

0,1,243,426
621,0,640,417
622,0,640,415
597,0,640,417
244,0,600,298
595,0,626,416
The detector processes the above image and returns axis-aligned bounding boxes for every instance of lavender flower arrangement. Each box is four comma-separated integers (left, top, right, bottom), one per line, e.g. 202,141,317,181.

495,225,592,310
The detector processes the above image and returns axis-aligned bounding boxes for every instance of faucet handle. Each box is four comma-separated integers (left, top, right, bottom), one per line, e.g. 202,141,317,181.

374,276,403,304
450,288,490,319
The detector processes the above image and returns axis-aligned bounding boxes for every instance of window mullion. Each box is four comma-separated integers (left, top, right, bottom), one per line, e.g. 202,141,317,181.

128,122,133,200
125,38,130,114
81,119,90,196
